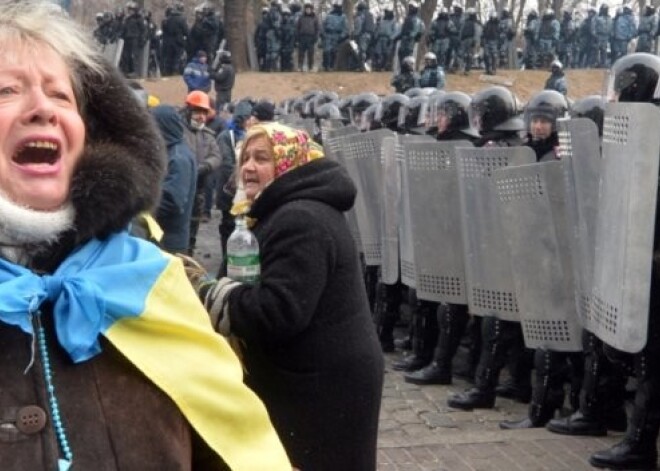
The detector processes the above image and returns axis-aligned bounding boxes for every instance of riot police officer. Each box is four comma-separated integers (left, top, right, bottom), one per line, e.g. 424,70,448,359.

545,60,568,95
428,8,454,69
447,86,530,410
161,3,188,76
637,6,658,53
297,3,320,72
391,56,420,94
588,53,660,470
321,2,348,71
523,10,540,69
459,8,482,75
419,52,446,89
372,8,398,72
482,11,500,75
611,5,636,62
538,9,560,69
353,2,375,69
280,7,296,72
395,2,425,68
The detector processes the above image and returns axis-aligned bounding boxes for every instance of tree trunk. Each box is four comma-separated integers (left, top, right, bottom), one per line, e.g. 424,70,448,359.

419,0,438,61
224,0,249,71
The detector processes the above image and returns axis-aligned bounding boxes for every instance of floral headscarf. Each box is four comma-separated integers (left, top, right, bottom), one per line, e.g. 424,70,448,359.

232,122,324,216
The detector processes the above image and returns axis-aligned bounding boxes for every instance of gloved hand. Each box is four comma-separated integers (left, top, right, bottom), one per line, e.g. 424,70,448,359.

200,277,242,334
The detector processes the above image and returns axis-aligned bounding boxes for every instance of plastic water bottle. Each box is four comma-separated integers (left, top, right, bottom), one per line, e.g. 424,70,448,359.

226,217,260,283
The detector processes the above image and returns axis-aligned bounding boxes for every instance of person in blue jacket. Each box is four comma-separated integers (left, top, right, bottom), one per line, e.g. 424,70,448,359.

183,49,211,92
152,105,198,253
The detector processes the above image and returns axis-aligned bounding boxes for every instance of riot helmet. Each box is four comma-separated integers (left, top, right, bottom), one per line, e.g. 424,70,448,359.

605,53,660,104
404,87,424,99
338,96,353,122
401,56,415,73
424,52,438,68
524,90,569,140
430,92,477,136
356,2,367,12
375,94,410,130
470,86,524,133
571,95,605,136
398,95,430,132
350,93,380,125
359,103,382,131
306,91,339,117
292,97,307,116
645,5,656,16
409,2,420,14
315,103,342,121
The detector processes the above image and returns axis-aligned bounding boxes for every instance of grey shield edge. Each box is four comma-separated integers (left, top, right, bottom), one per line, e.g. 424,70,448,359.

320,119,347,144
380,136,400,284
557,118,601,327
324,126,361,246
494,161,583,351
590,103,660,353
137,41,150,78
101,39,124,68
397,134,438,288
405,140,474,304
341,129,394,265
456,146,536,321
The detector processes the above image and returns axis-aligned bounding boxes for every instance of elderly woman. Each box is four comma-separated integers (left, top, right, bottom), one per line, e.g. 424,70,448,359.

0,2,290,470
199,122,384,470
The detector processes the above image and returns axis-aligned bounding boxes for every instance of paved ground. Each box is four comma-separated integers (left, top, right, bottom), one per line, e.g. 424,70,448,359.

195,209,623,471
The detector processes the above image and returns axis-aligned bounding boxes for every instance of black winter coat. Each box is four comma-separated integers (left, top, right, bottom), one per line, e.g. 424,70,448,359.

227,159,384,471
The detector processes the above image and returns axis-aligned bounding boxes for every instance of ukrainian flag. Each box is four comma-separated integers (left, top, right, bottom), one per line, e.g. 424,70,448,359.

0,231,290,471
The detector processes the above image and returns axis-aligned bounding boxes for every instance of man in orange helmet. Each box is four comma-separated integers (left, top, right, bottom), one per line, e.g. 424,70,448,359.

181,90,222,252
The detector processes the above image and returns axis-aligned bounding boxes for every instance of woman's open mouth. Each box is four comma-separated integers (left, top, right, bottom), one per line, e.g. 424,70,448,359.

12,138,62,174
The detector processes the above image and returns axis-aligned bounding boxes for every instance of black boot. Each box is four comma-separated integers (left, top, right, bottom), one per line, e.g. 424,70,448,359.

404,303,469,385
373,281,402,353
590,347,660,470
447,317,515,410
500,349,566,429
453,315,481,383
547,332,628,436
391,296,439,372
495,338,533,403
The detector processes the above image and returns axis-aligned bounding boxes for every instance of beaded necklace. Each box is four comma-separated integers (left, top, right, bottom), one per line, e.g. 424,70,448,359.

30,306,73,471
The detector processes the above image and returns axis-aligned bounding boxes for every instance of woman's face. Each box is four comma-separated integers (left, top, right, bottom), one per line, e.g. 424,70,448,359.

0,43,85,211
240,134,275,201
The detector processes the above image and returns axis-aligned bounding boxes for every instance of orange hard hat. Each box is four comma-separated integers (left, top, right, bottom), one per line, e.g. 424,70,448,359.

185,90,211,111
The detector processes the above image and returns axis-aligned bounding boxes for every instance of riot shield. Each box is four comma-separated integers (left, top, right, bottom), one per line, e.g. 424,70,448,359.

590,103,660,353
322,125,359,162
397,134,437,288
136,41,150,79
457,146,536,321
405,140,473,304
557,118,601,326
319,119,346,144
494,161,583,351
101,39,124,68
341,129,394,265
380,136,400,284
324,125,360,245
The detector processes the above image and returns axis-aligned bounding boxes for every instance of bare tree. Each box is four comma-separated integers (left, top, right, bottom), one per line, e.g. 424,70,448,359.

419,0,438,60
224,0,249,70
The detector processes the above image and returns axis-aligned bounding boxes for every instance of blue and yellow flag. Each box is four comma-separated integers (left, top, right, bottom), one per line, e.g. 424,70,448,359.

0,231,290,471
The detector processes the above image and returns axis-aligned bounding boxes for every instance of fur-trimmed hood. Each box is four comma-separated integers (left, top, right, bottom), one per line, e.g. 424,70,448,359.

34,61,166,270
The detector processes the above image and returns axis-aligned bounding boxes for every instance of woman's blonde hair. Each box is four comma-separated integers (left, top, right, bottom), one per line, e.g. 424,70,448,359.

0,0,105,106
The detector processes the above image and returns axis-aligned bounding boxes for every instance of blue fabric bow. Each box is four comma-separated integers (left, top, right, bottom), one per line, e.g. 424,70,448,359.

0,232,168,363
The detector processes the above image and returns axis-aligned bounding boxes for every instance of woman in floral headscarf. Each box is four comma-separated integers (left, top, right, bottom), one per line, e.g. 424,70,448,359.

199,122,384,471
